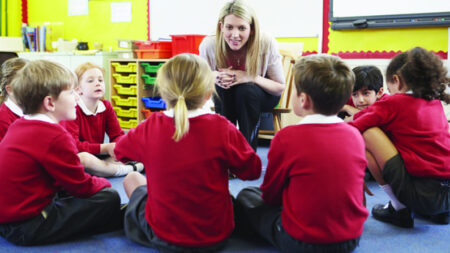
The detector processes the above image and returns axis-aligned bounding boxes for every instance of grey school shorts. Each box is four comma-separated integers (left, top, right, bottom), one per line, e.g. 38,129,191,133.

382,154,449,215
124,185,227,252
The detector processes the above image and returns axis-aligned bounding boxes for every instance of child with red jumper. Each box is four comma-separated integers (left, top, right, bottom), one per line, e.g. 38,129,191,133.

340,65,387,121
63,62,143,177
350,47,450,227
0,57,28,141
0,60,122,245
236,54,368,253
112,54,262,251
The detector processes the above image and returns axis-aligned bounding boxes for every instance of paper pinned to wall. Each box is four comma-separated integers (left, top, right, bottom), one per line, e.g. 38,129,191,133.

68,0,88,16
111,2,132,23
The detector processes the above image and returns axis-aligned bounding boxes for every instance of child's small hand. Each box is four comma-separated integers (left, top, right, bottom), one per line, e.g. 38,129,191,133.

363,182,374,207
101,143,117,160
341,105,360,116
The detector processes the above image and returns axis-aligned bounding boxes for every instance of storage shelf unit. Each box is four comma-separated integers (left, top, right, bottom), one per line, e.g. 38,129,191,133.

110,59,167,129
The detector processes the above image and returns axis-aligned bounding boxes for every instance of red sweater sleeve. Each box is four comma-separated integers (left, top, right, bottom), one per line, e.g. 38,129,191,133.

103,100,124,142
115,125,140,163
260,134,288,206
62,111,101,154
225,123,262,180
349,97,395,133
0,121,8,142
43,130,110,197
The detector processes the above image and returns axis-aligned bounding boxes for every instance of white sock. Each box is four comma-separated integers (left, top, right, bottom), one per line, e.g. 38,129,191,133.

114,164,133,177
380,184,407,211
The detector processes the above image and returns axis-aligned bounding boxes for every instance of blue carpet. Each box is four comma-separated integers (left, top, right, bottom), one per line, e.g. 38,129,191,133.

0,144,448,252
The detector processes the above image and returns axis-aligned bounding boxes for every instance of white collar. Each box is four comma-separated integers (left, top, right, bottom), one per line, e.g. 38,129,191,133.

78,99,106,116
24,114,56,124
163,108,213,118
405,90,413,95
298,114,343,125
4,98,24,117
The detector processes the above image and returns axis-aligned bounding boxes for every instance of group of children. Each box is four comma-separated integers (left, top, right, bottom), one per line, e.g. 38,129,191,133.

0,46,448,252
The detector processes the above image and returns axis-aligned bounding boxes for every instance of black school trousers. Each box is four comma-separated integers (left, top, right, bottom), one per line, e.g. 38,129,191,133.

214,83,280,150
235,187,360,253
0,188,122,246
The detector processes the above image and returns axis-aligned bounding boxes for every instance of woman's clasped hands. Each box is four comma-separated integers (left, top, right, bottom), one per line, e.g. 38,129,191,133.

216,67,254,89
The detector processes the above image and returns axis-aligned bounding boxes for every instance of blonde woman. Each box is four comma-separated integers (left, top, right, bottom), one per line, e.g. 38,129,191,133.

199,0,285,150
113,54,261,251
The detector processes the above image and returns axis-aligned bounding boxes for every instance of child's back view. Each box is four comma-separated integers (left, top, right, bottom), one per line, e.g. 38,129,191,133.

0,57,28,141
236,54,368,253
113,54,262,251
0,60,122,245
350,47,450,227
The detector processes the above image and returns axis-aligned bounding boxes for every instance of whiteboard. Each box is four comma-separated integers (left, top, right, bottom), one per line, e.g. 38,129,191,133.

332,0,450,19
149,0,322,40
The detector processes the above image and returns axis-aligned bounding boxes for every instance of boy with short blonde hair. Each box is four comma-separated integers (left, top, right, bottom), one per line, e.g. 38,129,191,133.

0,60,122,245
236,55,368,253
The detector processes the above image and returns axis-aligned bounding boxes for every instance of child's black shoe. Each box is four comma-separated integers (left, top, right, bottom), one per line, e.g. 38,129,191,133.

372,202,414,228
427,212,449,225
228,171,238,180
127,161,144,173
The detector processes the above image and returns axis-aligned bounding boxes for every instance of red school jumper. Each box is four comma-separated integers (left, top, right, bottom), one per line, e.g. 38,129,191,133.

62,100,124,154
350,93,450,178
261,116,369,244
114,111,262,247
0,117,110,223
0,99,22,141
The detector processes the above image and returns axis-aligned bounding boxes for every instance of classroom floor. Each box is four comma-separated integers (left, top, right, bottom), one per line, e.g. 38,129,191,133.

0,143,448,252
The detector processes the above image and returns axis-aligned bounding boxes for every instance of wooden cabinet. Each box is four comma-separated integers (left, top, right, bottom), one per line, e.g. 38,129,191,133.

109,59,167,129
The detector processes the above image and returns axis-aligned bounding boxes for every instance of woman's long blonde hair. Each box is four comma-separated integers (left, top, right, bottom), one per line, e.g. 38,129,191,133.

215,0,261,76
156,54,215,141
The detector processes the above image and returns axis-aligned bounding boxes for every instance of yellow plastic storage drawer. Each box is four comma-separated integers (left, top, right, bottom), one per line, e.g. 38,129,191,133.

114,84,137,95
118,118,138,129
113,107,137,118
113,73,137,84
111,96,137,107
111,62,137,73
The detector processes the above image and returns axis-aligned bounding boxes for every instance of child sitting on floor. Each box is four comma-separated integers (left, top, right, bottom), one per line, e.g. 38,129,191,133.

112,54,262,251
350,47,450,228
0,57,28,141
236,54,368,253
339,65,386,121
62,62,143,177
0,60,122,245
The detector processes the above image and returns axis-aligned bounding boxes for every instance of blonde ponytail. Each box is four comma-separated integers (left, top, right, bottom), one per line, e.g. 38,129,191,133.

156,54,215,142
173,96,189,141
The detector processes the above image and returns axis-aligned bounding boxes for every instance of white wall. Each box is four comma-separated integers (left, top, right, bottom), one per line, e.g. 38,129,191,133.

149,0,323,40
